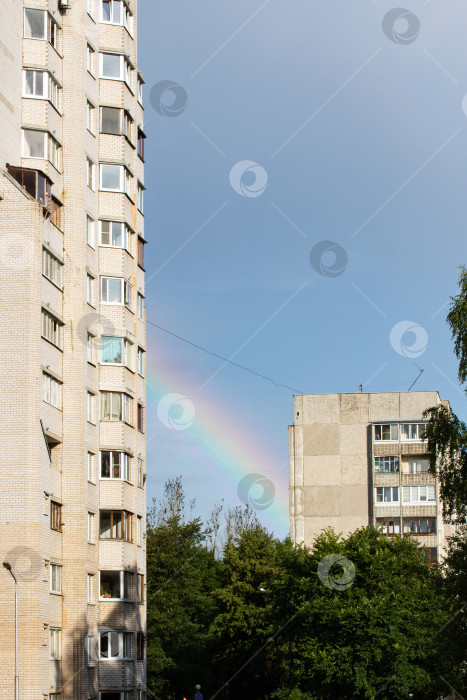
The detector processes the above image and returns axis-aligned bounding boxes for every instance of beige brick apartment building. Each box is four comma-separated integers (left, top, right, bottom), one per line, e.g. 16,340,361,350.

289,392,453,561
0,1,147,697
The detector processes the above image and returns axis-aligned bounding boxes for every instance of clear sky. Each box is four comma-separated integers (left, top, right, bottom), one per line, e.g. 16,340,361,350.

138,0,467,537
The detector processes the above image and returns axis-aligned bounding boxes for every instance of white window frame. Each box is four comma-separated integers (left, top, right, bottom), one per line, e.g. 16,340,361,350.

137,293,144,320
86,158,95,190
137,182,144,212
87,273,95,306
375,486,399,504
87,332,94,364
100,451,130,481
87,99,95,133
99,630,132,660
374,424,399,442
100,391,133,424
22,128,47,159
87,451,95,482
43,372,62,409
99,52,131,84
99,163,131,193
137,458,144,488
87,43,95,75
137,515,142,546
24,9,60,50
402,485,436,504
408,458,430,474
49,628,61,660
87,215,95,247
101,277,131,306
87,391,95,423
42,247,62,288
41,309,62,349
137,76,143,105
88,512,95,542
101,0,133,32
87,0,94,18
99,220,129,249
100,336,130,366
23,68,47,98
137,347,144,376
374,456,399,474
50,564,62,594
87,573,94,603
99,570,133,601
400,423,427,441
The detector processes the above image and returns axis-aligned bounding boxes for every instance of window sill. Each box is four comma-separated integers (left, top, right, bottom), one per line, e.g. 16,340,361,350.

87,128,96,138
87,302,97,310
87,480,96,485
50,591,63,597
87,361,97,368
87,70,97,80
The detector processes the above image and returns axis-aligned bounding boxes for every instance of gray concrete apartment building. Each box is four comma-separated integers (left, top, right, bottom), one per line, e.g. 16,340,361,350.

0,1,147,697
289,392,454,561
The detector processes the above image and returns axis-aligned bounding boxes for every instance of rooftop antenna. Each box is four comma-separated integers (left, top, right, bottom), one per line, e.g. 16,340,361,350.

408,366,424,392
358,384,363,393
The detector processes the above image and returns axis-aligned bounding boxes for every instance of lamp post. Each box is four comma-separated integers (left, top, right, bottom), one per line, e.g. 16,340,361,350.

3,561,19,700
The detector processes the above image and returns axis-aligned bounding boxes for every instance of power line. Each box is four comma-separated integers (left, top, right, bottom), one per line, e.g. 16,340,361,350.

146,319,305,394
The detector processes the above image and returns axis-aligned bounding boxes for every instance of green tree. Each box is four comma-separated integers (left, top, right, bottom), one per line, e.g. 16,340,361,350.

146,477,222,699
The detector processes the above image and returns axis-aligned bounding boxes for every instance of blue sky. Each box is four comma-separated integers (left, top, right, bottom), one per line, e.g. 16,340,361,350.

139,0,467,537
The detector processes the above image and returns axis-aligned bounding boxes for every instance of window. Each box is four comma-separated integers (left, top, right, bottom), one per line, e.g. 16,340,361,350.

100,220,129,249
43,372,61,409
137,128,145,160
137,404,144,432
86,634,95,666
99,510,132,541
99,630,132,660
403,517,436,535
23,68,46,98
137,516,142,546
87,215,95,246
137,632,145,660
137,348,144,376
50,564,62,593
137,76,143,105
51,502,62,532
101,0,133,30
376,518,400,536
374,424,398,441
87,158,95,190
100,570,133,599
137,574,144,602
100,392,132,423
87,274,94,305
100,52,131,84
87,574,94,603
48,75,60,111
87,100,95,133
374,456,398,473
375,487,399,504
402,485,436,504
22,128,46,159
137,293,144,320
137,182,144,212
88,512,95,542
101,336,129,365
101,106,120,134
42,309,62,348
87,333,94,363
87,0,94,17
100,451,130,481
49,628,61,660
87,43,95,75
421,547,438,564
408,458,430,474
123,110,132,140
137,237,145,268
48,134,60,169
101,277,131,306
87,452,95,481
100,163,131,193
7,165,52,206
401,423,426,441
42,248,62,288
137,458,144,488
87,391,95,423
24,9,59,49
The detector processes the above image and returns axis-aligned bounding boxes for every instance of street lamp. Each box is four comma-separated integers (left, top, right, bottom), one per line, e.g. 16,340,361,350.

3,561,19,700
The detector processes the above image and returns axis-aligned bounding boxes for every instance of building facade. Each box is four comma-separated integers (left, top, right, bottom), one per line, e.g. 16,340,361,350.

0,1,147,697
289,392,453,561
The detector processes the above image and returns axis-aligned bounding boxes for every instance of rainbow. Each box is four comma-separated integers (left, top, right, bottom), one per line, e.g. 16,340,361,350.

145,327,290,536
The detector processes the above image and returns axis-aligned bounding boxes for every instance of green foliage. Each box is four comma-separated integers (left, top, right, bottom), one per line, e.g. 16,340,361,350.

447,265,467,385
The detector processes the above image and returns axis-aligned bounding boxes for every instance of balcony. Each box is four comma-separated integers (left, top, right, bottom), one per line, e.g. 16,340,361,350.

7,164,52,205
